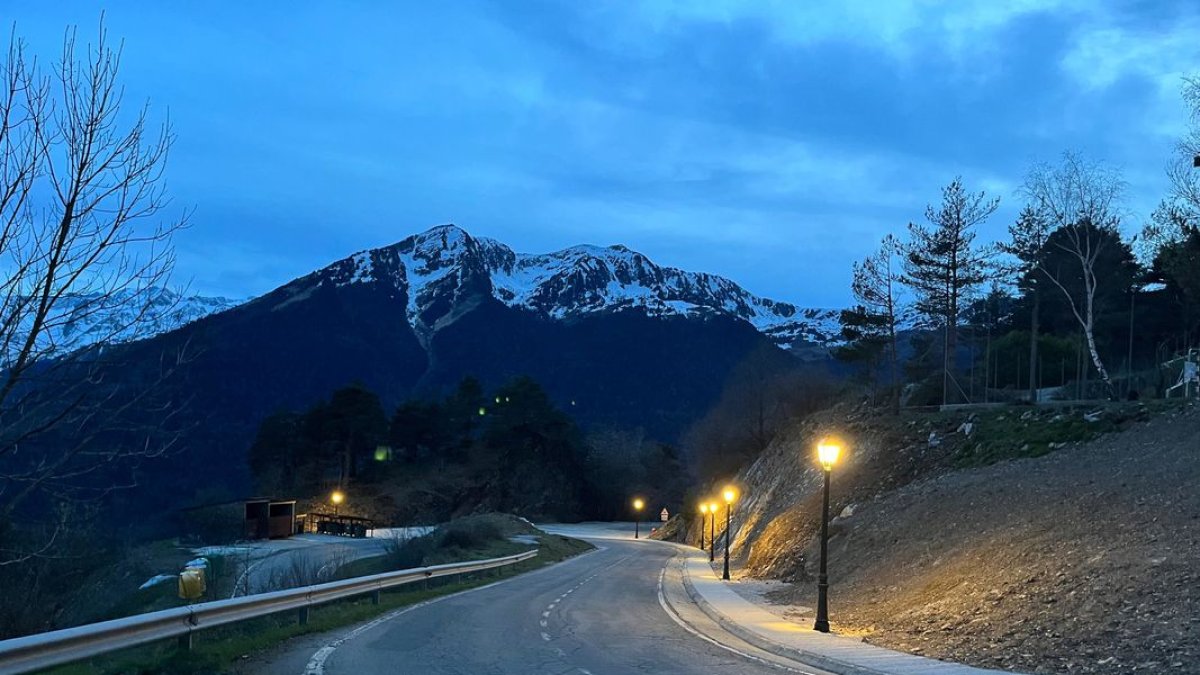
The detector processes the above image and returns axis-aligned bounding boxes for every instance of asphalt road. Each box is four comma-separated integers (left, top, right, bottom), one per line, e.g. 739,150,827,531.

248,522,832,675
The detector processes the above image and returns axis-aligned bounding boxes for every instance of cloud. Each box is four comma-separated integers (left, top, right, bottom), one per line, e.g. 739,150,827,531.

1059,11,1200,139
628,0,1085,63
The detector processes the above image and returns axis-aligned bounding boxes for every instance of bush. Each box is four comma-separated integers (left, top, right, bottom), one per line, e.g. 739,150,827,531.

383,533,438,570
438,518,502,550
382,516,507,570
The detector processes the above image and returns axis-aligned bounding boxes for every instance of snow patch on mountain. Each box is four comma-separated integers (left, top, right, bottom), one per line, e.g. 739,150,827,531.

320,225,837,349
15,288,243,358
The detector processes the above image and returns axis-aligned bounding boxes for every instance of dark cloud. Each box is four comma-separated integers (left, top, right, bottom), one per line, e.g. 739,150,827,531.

9,1,1199,306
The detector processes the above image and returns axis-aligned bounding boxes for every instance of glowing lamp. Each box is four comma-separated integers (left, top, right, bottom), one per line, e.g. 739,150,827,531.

817,437,842,471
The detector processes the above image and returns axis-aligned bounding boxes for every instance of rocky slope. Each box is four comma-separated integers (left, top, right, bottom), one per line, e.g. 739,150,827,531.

701,401,1200,674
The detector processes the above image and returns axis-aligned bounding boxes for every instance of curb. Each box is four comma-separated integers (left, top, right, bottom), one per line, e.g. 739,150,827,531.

673,553,890,675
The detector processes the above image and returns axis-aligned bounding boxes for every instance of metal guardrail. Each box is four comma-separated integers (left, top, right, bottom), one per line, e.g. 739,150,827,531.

0,549,538,674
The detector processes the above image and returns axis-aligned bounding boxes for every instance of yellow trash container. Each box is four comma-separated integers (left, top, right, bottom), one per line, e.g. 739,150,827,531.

178,557,208,601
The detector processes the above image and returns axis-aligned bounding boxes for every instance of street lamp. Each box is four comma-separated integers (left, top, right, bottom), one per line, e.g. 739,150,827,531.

708,501,718,562
698,503,709,552
330,489,345,517
814,436,842,633
632,498,645,539
722,487,737,581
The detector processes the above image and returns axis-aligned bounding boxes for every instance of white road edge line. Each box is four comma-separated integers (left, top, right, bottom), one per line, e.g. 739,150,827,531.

303,546,601,675
655,563,820,675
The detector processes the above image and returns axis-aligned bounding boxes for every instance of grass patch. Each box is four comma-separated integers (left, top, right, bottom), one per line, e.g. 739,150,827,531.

44,515,592,675
948,401,1162,467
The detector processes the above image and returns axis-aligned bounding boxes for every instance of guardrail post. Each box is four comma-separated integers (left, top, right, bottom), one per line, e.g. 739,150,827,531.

298,607,309,626
178,632,192,653
371,590,380,605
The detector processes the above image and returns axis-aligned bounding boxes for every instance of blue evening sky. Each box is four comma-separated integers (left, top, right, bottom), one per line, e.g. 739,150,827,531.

8,1,1199,307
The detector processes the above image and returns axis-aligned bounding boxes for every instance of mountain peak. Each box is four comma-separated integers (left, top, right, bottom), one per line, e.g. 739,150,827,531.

398,223,474,257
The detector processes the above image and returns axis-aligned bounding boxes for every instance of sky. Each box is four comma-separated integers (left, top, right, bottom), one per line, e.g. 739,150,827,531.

8,1,1200,307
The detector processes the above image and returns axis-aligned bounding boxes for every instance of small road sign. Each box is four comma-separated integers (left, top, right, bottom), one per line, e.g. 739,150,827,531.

660,508,669,522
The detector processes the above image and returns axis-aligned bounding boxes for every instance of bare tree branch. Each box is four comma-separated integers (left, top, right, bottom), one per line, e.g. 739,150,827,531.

0,19,186,563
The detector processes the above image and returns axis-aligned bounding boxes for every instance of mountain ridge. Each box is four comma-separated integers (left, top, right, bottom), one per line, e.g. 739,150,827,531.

284,223,839,351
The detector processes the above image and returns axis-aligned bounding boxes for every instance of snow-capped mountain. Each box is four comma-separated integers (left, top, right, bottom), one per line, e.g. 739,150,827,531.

48,288,241,352
283,224,837,350
83,224,843,505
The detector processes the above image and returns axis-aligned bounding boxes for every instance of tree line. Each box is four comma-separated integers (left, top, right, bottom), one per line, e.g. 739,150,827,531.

247,375,688,523
839,81,1200,407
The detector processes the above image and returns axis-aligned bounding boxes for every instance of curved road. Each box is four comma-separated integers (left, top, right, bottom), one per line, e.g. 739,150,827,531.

250,522,831,675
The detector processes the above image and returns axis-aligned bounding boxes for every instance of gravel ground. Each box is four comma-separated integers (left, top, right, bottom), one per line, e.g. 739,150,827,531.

764,402,1200,674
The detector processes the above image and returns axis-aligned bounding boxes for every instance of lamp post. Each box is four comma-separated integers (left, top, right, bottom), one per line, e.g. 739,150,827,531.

330,489,345,517
814,437,842,633
722,487,737,581
698,503,709,552
708,501,717,562
632,498,644,539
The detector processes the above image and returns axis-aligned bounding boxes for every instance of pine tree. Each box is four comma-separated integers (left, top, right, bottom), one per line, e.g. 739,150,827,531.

902,178,999,405
1001,206,1052,402
840,235,903,413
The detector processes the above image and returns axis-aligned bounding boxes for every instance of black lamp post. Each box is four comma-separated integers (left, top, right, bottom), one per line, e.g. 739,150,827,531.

709,502,716,562
633,498,644,539
814,437,842,633
698,504,708,552
721,487,736,581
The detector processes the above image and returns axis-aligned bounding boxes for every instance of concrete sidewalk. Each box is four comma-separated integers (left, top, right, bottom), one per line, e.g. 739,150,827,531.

678,548,1019,675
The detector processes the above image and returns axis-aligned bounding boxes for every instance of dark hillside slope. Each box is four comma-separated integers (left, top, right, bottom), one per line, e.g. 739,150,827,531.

102,275,429,514
426,299,798,438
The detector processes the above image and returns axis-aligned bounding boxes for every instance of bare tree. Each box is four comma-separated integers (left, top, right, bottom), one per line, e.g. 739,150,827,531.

0,22,185,562
1020,152,1126,399
902,177,999,405
684,346,837,481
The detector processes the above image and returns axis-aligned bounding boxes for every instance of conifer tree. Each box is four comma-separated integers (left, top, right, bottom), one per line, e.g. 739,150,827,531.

1001,206,1052,402
902,178,999,404
840,234,903,413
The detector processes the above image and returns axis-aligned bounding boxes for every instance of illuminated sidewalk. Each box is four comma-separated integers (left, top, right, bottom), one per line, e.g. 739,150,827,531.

679,549,1020,675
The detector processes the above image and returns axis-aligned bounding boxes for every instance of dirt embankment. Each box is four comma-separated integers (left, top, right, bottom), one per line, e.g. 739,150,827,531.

747,402,1199,674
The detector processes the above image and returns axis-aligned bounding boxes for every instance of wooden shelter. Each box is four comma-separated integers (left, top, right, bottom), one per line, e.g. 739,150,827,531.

243,498,297,539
